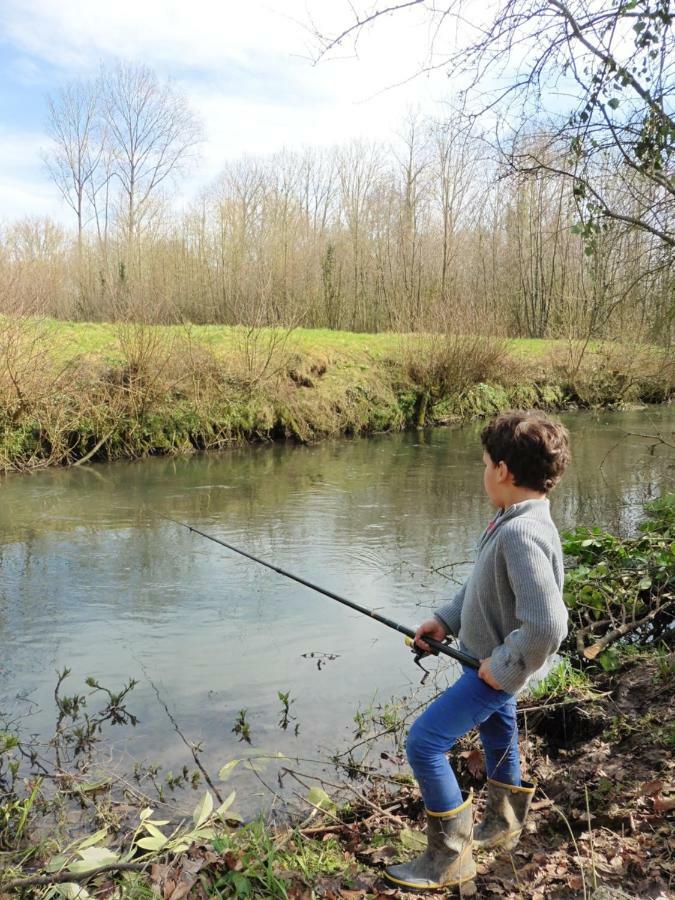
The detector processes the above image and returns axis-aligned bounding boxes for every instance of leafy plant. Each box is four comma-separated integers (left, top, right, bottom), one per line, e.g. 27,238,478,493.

232,709,252,744
563,493,674,659
277,690,297,732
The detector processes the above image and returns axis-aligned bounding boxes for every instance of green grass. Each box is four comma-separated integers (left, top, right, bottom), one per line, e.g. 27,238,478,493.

208,818,357,897
36,318,574,363
0,318,671,471
528,657,596,701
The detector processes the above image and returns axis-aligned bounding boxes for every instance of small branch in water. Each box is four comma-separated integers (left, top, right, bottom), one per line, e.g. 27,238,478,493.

431,559,473,574
145,673,223,804
430,559,474,584
72,429,116,467
624,430,675,451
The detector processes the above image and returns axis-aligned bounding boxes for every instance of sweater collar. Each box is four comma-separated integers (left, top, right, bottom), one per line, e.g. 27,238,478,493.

479,498,550,549
497,497,550,522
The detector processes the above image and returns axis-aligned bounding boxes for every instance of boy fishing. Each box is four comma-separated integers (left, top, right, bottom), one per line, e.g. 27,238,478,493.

385,410,571,891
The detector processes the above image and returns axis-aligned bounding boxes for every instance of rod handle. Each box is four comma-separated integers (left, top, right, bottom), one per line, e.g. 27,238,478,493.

404,636,436,656
404,634,480,670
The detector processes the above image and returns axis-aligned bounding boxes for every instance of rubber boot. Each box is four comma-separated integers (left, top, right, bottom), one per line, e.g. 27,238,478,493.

473,779,536,851
384,792,476,891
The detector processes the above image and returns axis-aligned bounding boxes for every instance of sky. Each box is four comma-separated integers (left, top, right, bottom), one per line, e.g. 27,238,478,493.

0,0,465,225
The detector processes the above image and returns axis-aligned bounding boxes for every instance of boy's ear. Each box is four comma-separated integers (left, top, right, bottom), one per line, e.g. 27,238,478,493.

496,460,513,484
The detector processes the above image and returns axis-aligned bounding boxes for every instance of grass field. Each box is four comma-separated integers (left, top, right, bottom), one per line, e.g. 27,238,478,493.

40,319,569,362
0,318,671,471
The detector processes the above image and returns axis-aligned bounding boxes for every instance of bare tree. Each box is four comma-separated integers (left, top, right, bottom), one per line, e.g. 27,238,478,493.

44,79,103,249
313,1,675,248
429,117,481,311
337,140,382,328
101,62,203,242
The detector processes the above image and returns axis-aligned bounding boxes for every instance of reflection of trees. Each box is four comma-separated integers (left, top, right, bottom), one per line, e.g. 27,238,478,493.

0,408,672,623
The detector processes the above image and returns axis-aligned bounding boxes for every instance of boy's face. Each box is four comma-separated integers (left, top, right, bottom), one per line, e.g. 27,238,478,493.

482,450,508,508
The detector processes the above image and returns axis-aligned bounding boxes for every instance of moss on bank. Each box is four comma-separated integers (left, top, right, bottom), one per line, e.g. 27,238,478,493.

0,320,672,471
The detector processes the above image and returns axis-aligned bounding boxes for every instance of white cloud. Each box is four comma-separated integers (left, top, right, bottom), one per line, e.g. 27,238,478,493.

0,0,466,221
0,172,62,225
0,130,62,222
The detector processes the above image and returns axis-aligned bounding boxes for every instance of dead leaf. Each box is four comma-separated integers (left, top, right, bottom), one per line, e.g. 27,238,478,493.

516,862,540,879
640,780,665,796
360,844,397,863
653,795,675,814
151,863,171,883
287,887,312,900
222,851,243,871
465,748,485,778
169,883,195,900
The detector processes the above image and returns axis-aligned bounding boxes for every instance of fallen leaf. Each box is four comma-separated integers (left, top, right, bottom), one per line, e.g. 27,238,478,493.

361,844,397,863
653,795,675,814
222,851,243,871
399,828,426,851
465,748,485,778
640,780,665,797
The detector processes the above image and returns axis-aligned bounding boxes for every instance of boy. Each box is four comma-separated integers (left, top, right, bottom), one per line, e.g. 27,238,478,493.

385,410,571,891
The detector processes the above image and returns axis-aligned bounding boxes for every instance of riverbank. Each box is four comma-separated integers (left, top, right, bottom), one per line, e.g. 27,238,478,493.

2,652,672,899
0,318,672,471
1,495,672,897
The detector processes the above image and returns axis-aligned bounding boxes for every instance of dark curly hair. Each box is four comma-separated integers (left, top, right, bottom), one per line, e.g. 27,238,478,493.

480,410,571,493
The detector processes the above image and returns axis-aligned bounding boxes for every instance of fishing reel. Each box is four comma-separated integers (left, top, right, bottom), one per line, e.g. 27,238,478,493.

404,636,439,685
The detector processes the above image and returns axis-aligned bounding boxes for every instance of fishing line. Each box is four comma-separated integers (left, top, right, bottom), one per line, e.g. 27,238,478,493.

158,513,480,675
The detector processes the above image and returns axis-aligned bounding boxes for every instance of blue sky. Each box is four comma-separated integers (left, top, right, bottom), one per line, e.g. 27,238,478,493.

0,0,458,224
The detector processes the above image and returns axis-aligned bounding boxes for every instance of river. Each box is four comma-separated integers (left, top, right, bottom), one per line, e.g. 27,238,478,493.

0,406,673,816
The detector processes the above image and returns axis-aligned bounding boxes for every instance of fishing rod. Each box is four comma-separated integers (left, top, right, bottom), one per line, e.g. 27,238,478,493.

160,515,480,677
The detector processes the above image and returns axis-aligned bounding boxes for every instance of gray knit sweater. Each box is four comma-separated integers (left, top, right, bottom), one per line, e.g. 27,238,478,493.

435,499,568,695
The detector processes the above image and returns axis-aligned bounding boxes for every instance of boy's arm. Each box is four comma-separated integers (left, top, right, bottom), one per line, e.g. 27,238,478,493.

488,524,568,695
434,582,467,638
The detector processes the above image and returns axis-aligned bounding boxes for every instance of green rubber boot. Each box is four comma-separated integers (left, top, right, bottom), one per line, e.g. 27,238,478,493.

384,792,476,891
473,779,536,851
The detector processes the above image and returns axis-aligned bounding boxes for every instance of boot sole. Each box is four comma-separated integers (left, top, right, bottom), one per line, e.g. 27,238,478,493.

384,867,477,890
473,828,521,852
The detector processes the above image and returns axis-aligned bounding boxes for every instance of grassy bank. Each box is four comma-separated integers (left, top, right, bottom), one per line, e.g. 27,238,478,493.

0,318,673,471
1,497,673,898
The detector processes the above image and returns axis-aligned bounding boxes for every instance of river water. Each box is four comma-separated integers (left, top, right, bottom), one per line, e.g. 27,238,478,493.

0,407,673,814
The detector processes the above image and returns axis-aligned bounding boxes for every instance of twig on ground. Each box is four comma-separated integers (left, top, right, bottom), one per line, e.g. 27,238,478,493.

583,601,673,659
1,862,147,891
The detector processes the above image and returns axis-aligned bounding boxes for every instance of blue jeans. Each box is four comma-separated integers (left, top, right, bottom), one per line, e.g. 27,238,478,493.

406,666,521,812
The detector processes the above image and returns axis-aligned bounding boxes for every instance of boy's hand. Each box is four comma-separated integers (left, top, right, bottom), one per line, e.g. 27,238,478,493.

478,657,503,691
414,618,448,653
